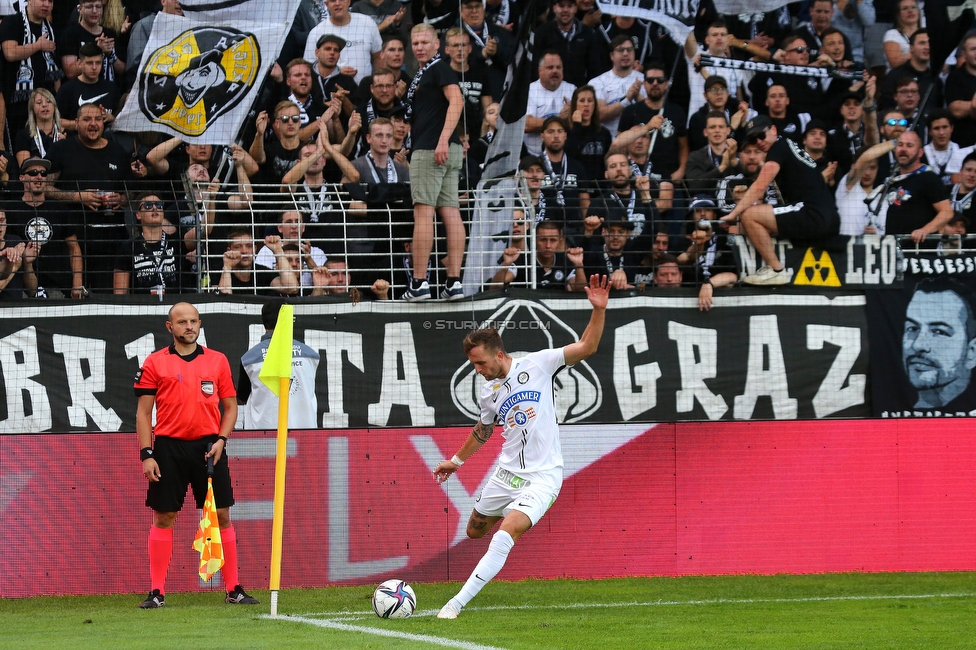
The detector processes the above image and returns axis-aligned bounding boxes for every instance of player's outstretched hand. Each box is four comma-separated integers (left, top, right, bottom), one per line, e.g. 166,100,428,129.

584,274,610,309
433,459,460,484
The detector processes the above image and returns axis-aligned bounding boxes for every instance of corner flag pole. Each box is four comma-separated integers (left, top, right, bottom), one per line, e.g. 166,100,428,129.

258,303,294,617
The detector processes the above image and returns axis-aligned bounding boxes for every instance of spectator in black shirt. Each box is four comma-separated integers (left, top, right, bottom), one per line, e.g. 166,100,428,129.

113,192,187,296
250,100,304,185
687,76,739,153
884,130,953,242
282,58,328,141
0,0,64,137
350,66,404,157
0,209,33,299
445,27,491,139
403,23,465,301
881,29,941,114
686,110,739,194
14,88,64,167
539,116,589,236
458,0,514,100
749,35,823,119
582,215,644,290
615,60,688,183
724,115,840,285
946,33,976,148
532,0,595,88
565,84,612,188
58,0,124,82
761,83,809,143
56,43,121,130
354,36,410,104
311,34,358,131
217,228,268,294
802,118,838,186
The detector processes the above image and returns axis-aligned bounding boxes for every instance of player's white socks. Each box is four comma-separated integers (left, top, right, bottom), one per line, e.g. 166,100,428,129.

454,530,515,607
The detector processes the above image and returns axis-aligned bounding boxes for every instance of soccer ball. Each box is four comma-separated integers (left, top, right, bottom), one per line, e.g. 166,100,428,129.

372,579,416,619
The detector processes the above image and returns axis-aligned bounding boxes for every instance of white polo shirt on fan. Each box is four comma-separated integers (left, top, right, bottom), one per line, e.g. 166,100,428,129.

589,68,645,135
478,348,565,474
524,79,577,156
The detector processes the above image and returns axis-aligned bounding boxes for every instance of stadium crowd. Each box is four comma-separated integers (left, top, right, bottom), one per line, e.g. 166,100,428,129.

0,0,972,305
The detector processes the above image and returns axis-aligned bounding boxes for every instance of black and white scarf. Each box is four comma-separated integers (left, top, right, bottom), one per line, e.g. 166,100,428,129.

366,150,398,183
14,6,61,103
541,152,568,206
302,181,330,222
405,54,440,122
534,190,546,221
950,182,976,218
629,155,652,179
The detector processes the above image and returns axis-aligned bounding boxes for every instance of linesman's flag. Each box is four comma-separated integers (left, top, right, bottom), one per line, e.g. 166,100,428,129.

193,478,224,581
114,0,301,144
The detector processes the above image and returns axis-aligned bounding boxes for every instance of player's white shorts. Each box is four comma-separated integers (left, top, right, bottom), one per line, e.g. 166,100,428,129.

474,465,563,526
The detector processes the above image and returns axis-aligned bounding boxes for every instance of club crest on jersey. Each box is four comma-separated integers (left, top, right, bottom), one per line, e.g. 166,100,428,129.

139,27,260,137
517,371,530,384
25,217,53,244
886,187,912,205
507,406,536,428
787,138,817,168
660,118,674,138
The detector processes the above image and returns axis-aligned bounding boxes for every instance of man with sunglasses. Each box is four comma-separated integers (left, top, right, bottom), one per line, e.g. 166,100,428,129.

113,193,187,296
749,35,824,119
796,0,852,60
876,108,909,180
613,60,688,183
722,115,839,285
250,101,306,185
6,157,83,298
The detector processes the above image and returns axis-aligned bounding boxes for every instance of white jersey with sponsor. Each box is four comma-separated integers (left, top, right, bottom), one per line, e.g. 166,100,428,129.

478,348,565,473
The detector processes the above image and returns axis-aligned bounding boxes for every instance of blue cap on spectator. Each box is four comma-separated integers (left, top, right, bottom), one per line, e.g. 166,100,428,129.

688,196,717,213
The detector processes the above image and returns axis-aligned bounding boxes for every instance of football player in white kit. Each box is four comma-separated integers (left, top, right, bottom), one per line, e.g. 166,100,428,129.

433,274,610,619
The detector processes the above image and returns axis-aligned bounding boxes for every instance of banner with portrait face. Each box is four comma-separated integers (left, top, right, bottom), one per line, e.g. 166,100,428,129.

866,251,976,417
114,0,301,144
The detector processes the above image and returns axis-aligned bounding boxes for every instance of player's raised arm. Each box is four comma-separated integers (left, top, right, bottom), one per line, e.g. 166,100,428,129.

563,274,610,366
433,419,495,483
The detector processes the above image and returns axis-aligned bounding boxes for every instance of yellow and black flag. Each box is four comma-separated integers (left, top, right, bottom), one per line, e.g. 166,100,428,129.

115,0,300,144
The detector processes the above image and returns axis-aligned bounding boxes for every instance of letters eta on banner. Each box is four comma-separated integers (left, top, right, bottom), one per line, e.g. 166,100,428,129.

114,0,300,144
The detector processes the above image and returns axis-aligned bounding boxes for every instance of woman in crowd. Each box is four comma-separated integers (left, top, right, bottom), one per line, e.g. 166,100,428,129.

565,85,612,189
884,0,922,71
14,89,64,166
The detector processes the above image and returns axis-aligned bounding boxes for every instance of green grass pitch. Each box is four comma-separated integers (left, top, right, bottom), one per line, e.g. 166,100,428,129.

3,573,976,649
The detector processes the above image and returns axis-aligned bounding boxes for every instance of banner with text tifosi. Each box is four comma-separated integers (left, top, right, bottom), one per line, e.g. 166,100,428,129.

866,251,976,418
4,420,975,597
0,291,869,433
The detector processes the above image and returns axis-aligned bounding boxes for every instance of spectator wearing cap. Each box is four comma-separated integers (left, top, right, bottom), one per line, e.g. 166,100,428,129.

760,84,809,144
723,115,840,285
582,214,645,290
676,197,738,311
304,0,382,84
311,34,358,115
524,50,576,157
539,115,589,236
686,111,739,194
56,43,121,131
826,78,880,182
924,110,960,187
880,29,941,114
532,0,595,89
802,119,839,186
683,21,750,125
614,59,688,183
589,34,646,136
687,76,749,153
458,0,514,101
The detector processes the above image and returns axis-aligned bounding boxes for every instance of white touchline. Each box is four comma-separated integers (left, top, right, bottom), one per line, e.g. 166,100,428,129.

264,615,508,650
299,592,976,620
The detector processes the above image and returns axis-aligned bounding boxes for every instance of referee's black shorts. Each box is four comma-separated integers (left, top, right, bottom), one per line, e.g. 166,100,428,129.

146,435,235,513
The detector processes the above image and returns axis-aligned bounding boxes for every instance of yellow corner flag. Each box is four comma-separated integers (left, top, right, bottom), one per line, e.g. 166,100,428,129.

259,303,294,395
193,478,224,581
